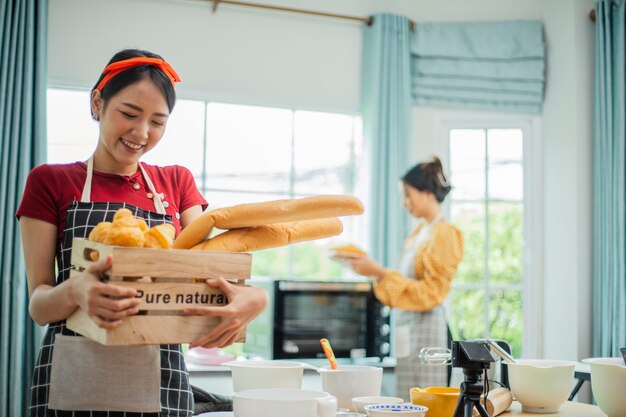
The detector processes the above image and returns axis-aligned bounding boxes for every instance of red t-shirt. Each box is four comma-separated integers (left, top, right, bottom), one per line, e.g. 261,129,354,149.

16,161,208,246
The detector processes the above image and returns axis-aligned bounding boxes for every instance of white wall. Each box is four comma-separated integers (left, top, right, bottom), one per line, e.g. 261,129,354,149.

48,0,544,111
48,0,595,362
542,0,595,363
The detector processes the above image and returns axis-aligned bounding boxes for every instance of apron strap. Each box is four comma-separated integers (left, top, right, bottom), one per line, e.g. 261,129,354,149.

138,162,167,215
82,157,167,215
81,157,95,203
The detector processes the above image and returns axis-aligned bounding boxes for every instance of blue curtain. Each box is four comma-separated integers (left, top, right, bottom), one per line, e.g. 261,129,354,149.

361,13,413,267
411,20,545,114
593,0,626,357
0,0,48,415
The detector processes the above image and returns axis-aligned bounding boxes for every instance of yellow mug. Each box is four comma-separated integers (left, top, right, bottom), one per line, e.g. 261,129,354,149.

410,387,460,417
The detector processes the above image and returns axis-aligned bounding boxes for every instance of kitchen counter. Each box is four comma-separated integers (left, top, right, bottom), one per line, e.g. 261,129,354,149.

186,357,397,397
501,401,606,417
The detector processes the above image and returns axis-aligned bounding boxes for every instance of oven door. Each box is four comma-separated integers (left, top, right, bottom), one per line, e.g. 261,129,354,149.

273,281,371,359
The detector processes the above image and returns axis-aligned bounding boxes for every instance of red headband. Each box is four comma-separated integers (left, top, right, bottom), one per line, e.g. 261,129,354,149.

96,57,181,91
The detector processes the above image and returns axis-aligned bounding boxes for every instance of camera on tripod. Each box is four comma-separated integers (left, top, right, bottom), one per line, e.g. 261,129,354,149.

451,341,496,417
451,340,495,370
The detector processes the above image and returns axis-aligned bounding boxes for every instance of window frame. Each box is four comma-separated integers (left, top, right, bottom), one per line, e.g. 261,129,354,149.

439,115,543,358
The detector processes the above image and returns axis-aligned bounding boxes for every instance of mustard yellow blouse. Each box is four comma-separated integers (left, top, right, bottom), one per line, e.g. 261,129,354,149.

373,221,464,312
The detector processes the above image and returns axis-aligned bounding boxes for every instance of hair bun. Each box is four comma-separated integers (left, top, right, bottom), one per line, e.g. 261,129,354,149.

401,156,452,203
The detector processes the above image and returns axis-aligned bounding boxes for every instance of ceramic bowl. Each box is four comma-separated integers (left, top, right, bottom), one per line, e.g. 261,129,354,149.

410,387,460,417
224,360,305,392
582,357,626,417
507,359,577,413
233,388,337,417
352,396,404,414
364,404,428,417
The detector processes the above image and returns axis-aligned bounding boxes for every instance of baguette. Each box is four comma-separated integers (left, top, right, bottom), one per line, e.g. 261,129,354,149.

191,218,343,252
210,196,362,229
174,195,363,249
172,212,215,249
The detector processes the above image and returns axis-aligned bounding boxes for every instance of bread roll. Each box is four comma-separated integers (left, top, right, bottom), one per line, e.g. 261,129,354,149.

174,196,362,250
191,218,343,252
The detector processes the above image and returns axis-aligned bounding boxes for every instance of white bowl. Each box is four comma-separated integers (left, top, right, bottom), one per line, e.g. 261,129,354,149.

364,404,428,417
233,388,337,417
224,360,305,392
582,357,626,417
352,396,404,414
507,359,577,413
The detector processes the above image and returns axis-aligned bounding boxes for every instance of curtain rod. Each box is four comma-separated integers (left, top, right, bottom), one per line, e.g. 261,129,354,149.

205,0,416,31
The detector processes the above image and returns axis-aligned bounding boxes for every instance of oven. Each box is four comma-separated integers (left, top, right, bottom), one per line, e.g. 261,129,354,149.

244,278,391,360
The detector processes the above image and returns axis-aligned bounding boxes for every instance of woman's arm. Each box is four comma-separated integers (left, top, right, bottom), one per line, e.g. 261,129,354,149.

20,216,141,327
373,224,464,311
179,205,268,348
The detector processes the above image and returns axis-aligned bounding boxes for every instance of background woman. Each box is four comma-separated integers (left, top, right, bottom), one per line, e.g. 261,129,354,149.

17,49,267,416
346,157,464,400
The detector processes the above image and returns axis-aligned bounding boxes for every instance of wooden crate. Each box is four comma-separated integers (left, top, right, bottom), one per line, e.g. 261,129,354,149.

66,238,252,345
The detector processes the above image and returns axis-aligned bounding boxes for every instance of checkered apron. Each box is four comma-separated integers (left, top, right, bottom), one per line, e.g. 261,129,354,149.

28,158,193,417
394,216,448,401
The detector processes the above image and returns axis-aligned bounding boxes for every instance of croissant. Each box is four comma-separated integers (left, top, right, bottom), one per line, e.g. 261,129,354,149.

106,224,145,247
136,217,149,232
88,222,112,243
144,224,176,249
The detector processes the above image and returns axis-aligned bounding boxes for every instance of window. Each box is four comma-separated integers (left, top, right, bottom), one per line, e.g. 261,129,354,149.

47,89,366,280
446,122,538,358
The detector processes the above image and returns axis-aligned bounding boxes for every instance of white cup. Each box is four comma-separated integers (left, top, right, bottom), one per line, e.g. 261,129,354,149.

233,388,337,417
318,365,383,411
224,360,305,392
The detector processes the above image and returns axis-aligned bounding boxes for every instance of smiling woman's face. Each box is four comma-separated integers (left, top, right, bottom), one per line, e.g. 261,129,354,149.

92,78,169,174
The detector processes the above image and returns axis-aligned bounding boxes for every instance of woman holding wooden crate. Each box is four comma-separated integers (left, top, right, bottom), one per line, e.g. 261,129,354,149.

17,49,268,416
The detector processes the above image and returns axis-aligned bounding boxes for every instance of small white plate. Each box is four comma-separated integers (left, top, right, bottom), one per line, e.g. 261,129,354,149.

195,412,233,417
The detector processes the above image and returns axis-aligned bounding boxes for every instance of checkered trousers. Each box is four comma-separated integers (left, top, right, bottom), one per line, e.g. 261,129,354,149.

394,306,448,401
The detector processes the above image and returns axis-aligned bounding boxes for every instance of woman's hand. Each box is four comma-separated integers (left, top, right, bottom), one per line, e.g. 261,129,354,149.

68,255,142,329
184,278,268,349
347,256,387,281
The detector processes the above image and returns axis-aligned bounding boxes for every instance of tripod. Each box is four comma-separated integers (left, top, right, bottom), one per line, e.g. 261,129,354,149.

452,366,490,417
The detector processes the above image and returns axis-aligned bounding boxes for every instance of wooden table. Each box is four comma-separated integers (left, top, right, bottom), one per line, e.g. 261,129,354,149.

501,401,606,417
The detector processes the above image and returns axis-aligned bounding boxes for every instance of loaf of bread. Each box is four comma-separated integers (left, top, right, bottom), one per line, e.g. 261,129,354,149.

173,195,363,250
191,218,343,252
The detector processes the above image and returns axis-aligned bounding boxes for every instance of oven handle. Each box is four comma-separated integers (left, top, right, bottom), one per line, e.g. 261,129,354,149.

278,281,371,292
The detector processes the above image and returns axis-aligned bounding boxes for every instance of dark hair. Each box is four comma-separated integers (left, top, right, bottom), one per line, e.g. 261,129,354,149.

402,156,452,203
91,49,176,118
